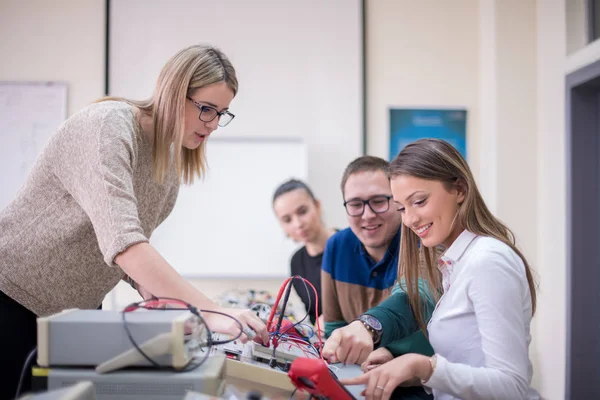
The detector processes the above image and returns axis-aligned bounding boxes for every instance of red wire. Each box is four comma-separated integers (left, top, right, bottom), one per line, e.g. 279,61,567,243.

293,276,324,362
269,276,324,362
266,277,293,331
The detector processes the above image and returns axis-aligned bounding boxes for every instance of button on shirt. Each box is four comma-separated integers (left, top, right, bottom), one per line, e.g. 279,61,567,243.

425,230,540,400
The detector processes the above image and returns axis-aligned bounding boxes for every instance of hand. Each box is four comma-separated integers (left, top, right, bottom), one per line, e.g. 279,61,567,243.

321,321,373,365
361,347,393,372
204,307,269,345
340,353,431,400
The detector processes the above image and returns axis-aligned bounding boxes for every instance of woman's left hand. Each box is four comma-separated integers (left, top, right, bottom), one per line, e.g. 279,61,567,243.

339,353,432,400
204,307,269,345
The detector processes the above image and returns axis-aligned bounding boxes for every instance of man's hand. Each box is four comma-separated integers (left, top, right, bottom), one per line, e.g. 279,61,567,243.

321,320,373,365
361,347,393,372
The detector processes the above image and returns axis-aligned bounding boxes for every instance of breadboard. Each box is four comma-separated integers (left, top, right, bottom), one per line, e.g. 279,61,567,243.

251,342,311,364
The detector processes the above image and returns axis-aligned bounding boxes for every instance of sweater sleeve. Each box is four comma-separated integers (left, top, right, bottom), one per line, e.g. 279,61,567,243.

321,239,346,338
384,330,434,357
50,105,148,267
366,280,434,348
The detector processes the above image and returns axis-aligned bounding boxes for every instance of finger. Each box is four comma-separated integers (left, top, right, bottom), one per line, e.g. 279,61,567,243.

365,370,380,400
373,376,388,400
322,331,342,360
239,333,249,344
344,341,363,365
251,315,270,344
240,312,268,344
382,380,397,400
361,360,369,372
248,316,269,344
339,373,370,386
357,347,370,365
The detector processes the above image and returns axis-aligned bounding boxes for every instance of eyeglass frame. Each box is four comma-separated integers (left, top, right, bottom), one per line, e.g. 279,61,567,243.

186,96,235,127
343,195,393,217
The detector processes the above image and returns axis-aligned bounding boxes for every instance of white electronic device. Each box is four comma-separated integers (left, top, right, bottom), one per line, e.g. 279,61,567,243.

37,309,208,373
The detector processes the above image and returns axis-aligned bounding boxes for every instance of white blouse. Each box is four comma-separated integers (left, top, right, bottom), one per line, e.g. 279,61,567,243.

424,230,540,400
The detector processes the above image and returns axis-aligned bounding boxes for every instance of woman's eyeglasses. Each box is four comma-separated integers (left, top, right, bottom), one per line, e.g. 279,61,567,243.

186,97,235,127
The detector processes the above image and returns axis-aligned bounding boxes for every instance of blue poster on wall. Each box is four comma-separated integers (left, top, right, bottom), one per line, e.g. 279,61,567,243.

389,108,467,161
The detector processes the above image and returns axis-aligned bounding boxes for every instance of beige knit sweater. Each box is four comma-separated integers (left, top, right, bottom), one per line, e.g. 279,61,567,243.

0,101,179,316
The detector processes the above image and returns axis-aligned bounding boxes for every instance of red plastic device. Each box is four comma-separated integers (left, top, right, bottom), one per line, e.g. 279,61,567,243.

288,358,357,400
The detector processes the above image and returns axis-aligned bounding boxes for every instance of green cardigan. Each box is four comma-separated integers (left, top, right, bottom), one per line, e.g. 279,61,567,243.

365,280,435,357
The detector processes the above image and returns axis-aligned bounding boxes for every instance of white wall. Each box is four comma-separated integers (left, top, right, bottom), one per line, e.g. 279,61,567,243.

491,0,539,285
536,1,567,397
0,0,105,115
566,0,588,55
109,0,363,234
366,0,480,179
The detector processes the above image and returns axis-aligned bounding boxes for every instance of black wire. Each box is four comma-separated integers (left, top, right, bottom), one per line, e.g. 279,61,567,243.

292,274,312,326
15,347,37,399
122,307,162,368
276,276,315,341
289,387,298,399
121,297,244,373
198,309,243,345
270,280,294,367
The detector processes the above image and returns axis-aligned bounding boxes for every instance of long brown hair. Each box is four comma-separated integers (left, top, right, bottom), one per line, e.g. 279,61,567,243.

98,44,238,184
390,139,537,333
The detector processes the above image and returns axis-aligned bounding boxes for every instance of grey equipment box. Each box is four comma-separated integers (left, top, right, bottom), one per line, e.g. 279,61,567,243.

20,382,96,400
45,355,226,400
37,309,202,370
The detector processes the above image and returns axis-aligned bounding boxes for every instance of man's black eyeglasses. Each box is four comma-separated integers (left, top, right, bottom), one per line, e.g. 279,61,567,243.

343,195,393,217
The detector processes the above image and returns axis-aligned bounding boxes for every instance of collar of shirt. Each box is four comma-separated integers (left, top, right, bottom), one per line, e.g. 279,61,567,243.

438,230,477,291
356,229,401,271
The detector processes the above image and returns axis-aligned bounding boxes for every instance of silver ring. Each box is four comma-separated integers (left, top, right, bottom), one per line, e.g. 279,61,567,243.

376,385,385,390
242,326,256,340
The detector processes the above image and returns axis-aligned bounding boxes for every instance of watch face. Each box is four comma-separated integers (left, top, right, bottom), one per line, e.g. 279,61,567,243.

363,314,382,331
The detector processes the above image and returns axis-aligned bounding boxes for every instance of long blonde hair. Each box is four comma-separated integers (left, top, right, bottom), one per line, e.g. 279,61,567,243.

390,139,537,333
99,44,238,184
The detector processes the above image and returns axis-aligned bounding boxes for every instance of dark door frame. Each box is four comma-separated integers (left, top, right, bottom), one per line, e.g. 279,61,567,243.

565,58,600,399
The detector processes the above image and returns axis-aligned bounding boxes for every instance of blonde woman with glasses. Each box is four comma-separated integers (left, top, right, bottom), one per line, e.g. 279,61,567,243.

0,44,268,398
324,139,539,400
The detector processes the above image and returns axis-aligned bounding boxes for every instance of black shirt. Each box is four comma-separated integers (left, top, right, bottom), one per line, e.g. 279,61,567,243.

290,246,323,324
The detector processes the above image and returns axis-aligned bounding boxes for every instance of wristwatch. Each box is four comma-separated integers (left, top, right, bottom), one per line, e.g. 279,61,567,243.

355,314,383,345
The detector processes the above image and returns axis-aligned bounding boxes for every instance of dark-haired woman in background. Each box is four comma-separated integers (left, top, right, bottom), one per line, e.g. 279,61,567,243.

272,179,336,326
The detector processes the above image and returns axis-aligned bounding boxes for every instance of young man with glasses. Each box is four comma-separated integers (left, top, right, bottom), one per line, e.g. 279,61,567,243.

321,156,435,398
321,156,403,338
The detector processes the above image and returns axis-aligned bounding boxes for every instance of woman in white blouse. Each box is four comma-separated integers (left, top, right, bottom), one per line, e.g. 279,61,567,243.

327,138,539,400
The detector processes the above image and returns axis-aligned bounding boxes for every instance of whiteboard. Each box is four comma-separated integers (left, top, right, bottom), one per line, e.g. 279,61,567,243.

0,82,67,210
150,138,307,278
